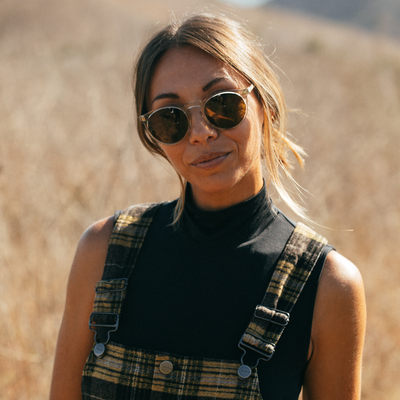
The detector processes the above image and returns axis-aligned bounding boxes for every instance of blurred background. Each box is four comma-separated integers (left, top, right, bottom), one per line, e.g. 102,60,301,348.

1,0,399,398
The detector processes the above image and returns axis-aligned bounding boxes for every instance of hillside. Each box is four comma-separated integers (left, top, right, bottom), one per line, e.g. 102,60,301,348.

1,0,400,398
270,0,400,39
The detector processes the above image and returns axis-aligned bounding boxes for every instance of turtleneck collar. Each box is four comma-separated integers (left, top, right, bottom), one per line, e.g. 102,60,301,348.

180,183,276,248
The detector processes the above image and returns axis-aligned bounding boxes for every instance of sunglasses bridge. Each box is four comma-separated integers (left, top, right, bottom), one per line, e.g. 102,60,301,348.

182,101,213,129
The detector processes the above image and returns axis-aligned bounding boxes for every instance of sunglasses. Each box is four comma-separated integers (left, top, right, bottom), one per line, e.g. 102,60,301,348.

139,84,255,145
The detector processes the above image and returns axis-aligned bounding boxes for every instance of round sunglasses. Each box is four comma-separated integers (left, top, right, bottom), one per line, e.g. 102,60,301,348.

139,84,254,145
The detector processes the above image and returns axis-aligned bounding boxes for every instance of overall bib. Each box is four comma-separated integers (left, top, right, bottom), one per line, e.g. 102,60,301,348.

82,203,327,399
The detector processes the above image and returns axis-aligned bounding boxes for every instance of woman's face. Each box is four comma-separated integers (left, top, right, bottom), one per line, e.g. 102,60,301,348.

147,45,265,210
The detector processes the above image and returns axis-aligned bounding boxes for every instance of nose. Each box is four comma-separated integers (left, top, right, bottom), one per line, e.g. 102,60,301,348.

187,105,218,144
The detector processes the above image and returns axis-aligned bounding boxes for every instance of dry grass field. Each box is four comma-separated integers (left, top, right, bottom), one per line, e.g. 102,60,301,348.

1,0,399,398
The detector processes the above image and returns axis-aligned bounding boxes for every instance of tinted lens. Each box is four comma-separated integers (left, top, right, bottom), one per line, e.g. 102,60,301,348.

147,108,189,144
205,93,246,129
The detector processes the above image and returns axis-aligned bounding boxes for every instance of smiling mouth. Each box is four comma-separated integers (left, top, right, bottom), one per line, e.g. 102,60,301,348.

191,152,230,168
192,152,229,166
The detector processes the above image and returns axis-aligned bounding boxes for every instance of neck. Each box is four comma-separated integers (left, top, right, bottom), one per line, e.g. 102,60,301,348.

190,176,264,211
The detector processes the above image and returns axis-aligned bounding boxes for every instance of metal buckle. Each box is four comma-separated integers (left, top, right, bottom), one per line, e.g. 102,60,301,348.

238,335,275,363
89,312,119,332
237,336,275,380
89,312,119,357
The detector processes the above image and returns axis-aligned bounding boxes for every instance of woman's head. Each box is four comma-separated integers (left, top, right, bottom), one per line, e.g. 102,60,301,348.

145,44,265,211
133,13,306,218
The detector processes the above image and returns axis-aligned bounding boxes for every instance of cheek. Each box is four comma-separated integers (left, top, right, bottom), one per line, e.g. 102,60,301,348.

160,145,185,172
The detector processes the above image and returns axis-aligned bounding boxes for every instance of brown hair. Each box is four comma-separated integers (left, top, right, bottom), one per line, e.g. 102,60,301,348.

133,13,306,221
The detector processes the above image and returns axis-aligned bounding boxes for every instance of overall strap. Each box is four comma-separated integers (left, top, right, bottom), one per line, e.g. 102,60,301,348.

238,223,328,379
88,202,160,358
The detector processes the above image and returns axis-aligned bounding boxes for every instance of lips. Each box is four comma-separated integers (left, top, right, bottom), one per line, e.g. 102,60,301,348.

191,152,230,167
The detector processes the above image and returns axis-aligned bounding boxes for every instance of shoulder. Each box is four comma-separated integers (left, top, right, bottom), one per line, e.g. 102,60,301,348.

50,216,115,399
317,251,364,310
76,216,114,268
303,251,366,398
311,250,366,354
79,216,114,253
71,201,165,281
67,216,115,296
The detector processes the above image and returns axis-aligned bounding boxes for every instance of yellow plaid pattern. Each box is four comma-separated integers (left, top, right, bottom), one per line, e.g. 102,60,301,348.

82,206,328,399
240,222,328,360
83,343,262,399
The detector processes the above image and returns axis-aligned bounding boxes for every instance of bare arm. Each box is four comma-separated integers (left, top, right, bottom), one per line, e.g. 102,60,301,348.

49,216,114,400
303,251,366,400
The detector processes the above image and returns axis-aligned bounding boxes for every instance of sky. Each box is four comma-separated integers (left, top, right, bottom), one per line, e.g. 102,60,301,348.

220,0,270,8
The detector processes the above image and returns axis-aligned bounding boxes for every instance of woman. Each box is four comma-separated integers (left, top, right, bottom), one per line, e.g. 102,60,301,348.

50,13,366,400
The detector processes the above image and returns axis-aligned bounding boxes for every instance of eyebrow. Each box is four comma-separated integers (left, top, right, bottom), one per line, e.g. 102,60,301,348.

150,77,226,105
202,77,225,92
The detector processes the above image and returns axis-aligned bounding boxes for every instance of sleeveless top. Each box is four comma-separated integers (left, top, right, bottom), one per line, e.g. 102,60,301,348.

82,186,331,399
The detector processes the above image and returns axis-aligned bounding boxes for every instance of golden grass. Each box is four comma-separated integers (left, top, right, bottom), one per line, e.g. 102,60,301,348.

1,0,399,398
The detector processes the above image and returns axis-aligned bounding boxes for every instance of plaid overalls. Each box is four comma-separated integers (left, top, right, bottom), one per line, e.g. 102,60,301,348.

82,203,328,399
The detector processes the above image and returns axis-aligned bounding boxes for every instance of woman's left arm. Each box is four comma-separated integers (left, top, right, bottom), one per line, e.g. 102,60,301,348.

303,251,366,400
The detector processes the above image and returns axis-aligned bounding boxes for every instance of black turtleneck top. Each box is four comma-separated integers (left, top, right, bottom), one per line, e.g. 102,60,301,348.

111,186,331,399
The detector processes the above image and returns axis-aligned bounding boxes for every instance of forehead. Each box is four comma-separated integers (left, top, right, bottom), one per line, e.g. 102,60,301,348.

148,45,246,101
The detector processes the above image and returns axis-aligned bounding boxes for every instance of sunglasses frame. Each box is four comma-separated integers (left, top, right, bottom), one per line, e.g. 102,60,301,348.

139,84,255,145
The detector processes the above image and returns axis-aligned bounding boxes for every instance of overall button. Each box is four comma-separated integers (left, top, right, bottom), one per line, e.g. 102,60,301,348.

159,360,173,375
238,365,252,379
93,343,106,358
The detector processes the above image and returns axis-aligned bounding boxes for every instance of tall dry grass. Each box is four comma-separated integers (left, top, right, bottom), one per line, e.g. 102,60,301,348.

0,0,399,398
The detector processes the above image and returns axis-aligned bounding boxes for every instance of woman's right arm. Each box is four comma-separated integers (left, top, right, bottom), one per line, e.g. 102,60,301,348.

49,216,115,400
